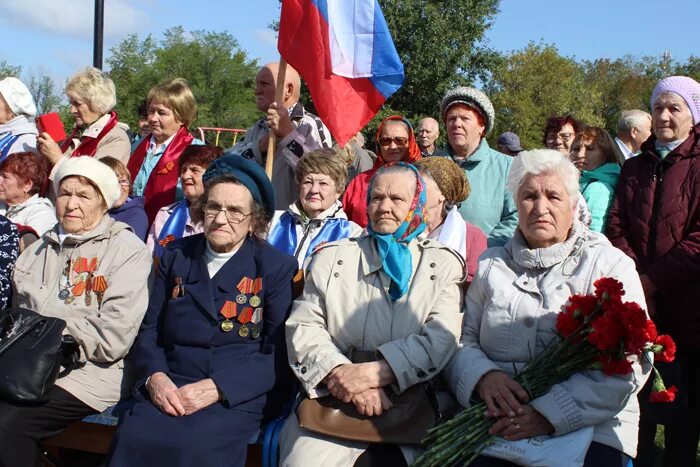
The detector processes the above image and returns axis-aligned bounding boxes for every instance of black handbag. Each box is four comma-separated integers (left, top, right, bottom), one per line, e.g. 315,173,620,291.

0,307,81,403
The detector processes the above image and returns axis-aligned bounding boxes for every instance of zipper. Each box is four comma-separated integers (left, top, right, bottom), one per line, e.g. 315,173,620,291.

293,220,321,259
648,157,666,261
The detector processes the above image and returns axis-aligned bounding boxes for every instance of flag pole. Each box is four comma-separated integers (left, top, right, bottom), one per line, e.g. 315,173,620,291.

265,59,288,179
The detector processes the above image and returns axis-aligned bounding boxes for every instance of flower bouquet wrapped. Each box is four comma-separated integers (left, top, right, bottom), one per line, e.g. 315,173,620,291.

414,277,677,467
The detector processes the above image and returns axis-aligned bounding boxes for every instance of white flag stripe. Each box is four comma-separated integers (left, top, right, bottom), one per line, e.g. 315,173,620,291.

327,0,375,78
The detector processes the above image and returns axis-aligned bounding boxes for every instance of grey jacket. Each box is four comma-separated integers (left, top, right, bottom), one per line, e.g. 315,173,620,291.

12,216,152,411
445,222,650,457
0,115,38,153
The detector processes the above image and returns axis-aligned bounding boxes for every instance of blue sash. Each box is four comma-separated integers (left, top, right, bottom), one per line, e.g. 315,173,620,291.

0,133,20,162
154,200,190,258
268,211,353,260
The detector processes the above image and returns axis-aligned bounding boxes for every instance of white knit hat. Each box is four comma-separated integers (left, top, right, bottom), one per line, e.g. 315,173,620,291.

0,77,37,118
54,156,121,209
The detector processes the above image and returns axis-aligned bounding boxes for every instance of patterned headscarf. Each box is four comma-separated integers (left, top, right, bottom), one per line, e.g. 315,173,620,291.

373,116,422,169
366,162,427,301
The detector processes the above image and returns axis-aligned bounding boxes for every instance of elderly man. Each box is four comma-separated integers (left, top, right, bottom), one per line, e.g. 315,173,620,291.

496,131,523,156
229,62,331,209
0,77,38,160
416,117,447,157
615,109,652,160
442,86,517,246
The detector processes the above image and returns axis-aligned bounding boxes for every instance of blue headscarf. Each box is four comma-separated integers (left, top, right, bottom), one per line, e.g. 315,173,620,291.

366,163,427,301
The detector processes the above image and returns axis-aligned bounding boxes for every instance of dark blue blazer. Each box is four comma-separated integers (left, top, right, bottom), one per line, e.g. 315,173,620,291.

109,235,297,466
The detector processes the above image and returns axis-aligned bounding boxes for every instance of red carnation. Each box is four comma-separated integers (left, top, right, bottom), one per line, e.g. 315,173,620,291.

644,320,658,342
588,312,624,351
594,277,625,302
650,385,677,403
599,355,633,375
567,294,599,318
652,335,677,363
556,309,582,338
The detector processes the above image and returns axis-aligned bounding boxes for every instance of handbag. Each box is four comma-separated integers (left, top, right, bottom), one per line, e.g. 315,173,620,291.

296,350,441,444
0,307,81,403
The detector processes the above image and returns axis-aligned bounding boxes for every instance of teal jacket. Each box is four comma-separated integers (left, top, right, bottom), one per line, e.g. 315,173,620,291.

450,139,518,246
580,162,620,233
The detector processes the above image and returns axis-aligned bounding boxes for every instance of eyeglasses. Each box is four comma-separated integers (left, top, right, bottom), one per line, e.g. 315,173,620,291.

202,203,251,224
378,136,409,147
117,178,130,187
547,132,574,143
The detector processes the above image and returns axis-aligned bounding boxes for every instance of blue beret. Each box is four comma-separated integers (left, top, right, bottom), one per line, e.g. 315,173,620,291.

202,152,276,218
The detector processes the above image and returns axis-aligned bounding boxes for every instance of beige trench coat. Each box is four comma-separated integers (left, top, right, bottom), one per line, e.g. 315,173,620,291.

280,236,465,466
12,216,151,411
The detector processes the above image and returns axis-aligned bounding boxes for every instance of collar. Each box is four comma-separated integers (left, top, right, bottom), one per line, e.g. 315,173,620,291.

450,138,488,166
615,137,636,159
80,113,111,139
287,200,346,224
45,215,114,246
508,221,586,270
148,132,177,153
6,193,40,213
289,102,304,121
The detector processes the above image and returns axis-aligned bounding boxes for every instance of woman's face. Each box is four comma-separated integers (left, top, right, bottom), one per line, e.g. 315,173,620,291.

652,92,694,144
68,94,101,128
0,94,14,124
422,176,445,231
517,172,574,249
203,182,254,253
298,172,339,218
546,123,576,155
445,104,485,158
148,100,183,144
378,123,410,163
367,172,415,234
56,177,107,235
112,173,130,209
181,163,206,202
0,170,31,205
569,136,606,171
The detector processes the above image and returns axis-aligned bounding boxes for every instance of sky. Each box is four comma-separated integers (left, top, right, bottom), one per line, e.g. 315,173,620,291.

1,0,698,90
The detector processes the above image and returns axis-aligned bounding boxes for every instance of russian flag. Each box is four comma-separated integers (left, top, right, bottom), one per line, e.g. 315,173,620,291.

278,0,405,147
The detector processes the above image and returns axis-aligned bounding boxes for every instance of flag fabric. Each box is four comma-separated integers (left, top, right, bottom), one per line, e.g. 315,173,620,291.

278,0,405,147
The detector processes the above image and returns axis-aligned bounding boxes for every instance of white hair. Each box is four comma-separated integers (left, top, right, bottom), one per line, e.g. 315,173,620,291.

617,109,651,133
506,149,580,208
65,67,117,114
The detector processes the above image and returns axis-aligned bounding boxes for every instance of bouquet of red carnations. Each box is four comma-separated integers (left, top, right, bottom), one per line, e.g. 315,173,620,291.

413,277,677,467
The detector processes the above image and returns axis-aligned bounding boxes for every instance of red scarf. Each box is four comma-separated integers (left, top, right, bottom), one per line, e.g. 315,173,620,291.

60,111,119,156
372,115,422,169
127,126,194,225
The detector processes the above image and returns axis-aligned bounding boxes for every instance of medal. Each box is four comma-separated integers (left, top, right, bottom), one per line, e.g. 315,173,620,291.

251,327,260,339
235,294,247,304
58,289,69,301
64,295,75,304
85,274,93,306
251,308,263,324
249,295,261,308
221,319,234,332
219,300,239,332
92,275,108,308
238,324,250,338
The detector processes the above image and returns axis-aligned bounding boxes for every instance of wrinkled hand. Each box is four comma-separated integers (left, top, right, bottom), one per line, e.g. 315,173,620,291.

476,371,529,418
176,379,220,415
266,102,293,139
36,132,64,165
147,372,185,416
352,387,393,416
488,404,554,440
325,361,395,403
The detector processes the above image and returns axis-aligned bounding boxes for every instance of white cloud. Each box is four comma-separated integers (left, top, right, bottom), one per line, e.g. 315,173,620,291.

1,0,149,40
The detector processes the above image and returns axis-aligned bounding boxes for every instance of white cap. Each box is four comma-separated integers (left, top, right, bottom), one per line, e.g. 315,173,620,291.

0,77,37,118
54,156,121,209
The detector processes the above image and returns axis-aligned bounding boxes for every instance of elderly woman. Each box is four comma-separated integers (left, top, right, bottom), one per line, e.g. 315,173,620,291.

544,114,582,156
414,157,487,286
146,144,222,256
568,126,622,233
280,163,465,466
0,77,38,158
0,151,56,236
446,149,649,467
607,76,700,467
342,116,421,227
268,148,363,267
128,78,200,224
37,68,130,171
441,87,517,246
100,157,148,241
0,156,151,467
108,154,298,467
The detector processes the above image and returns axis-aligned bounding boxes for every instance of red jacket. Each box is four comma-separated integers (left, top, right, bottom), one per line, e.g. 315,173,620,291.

606,124,700,351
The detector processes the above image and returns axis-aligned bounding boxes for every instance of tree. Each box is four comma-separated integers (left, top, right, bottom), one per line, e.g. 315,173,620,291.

27,69,63,114
107,26,261,144
0,61,22,80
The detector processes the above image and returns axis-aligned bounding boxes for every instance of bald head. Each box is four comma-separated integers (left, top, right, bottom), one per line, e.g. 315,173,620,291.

417,117,440,154
255,62,302,111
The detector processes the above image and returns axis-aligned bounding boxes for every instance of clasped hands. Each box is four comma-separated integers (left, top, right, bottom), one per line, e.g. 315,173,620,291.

476,371,554,441
324,361,396,417
147,372,220,416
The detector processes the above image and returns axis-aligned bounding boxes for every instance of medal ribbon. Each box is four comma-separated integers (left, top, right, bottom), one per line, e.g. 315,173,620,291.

92,275,108,293
237,277,253,294
220,301,238,319
238,307,253,324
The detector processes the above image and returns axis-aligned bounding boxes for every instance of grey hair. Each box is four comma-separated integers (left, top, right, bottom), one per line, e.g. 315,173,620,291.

368,164,418,200
617,109,651,133
506,149,580,208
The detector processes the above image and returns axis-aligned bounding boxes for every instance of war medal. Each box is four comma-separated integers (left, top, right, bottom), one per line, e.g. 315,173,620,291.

249,295,261,308
250,308,263,339
237,306,254,338
58,258,72,301
235,294,247,304
85,273,93,306
92,275,108,307
219,300,237,332
238,325,250,337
